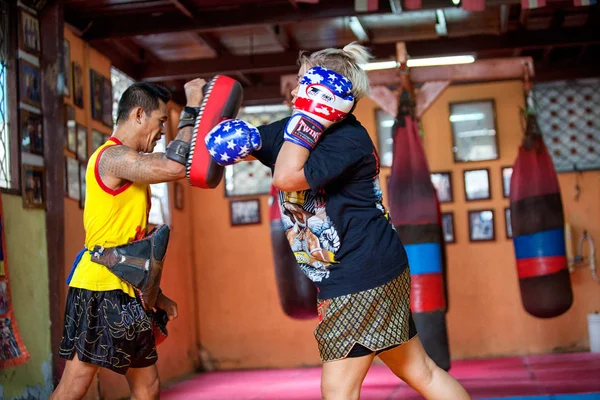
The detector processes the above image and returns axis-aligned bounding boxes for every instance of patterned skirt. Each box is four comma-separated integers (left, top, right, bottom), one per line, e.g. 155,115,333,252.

314,267,416,362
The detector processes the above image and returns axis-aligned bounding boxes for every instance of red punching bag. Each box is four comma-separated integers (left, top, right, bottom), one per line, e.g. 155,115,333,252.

510,111,573,318
270,186,318,319
388,88,451,371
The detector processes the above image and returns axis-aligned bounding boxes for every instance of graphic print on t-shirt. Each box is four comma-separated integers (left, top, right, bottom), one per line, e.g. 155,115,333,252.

279,190,340,283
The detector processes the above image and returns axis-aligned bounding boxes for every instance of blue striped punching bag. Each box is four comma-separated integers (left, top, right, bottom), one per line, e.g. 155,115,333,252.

388,87,451,371
510,112,573,318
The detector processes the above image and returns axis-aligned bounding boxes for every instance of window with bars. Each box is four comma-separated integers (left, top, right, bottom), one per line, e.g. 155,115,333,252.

110,67,170,225
0,2,12,190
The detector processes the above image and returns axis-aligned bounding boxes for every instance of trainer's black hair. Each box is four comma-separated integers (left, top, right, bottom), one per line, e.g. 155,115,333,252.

116,82,171,125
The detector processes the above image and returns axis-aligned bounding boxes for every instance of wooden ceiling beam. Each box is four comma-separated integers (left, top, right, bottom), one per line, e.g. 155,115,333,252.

76,0,432,40
139,26,600,82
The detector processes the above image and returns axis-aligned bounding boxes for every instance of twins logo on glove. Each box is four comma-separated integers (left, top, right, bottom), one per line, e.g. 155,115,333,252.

205,119,262,166
284,66,355,151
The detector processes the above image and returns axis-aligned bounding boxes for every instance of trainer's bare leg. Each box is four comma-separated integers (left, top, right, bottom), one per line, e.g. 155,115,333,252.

321,352,375,400
49,354,98,400
126,364,160,400
378,336,471,399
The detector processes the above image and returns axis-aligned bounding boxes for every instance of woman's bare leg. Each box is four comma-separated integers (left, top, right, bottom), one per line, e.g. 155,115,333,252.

378,336,471,399
320,352,375,400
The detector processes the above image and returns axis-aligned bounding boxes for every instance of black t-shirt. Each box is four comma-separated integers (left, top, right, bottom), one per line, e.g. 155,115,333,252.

254,114,409,299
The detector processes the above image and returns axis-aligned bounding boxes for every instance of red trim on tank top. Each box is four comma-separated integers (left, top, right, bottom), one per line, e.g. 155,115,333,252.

95,140,133,196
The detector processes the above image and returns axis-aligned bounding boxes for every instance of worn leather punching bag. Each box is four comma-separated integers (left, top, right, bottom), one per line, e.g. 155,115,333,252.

510,112,573,318
270,185,318,319
388,88,451,371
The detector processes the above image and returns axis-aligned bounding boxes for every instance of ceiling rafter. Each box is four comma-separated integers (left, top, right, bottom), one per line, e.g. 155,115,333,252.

139,26,600,82
165,0,230,56
80,0,472,40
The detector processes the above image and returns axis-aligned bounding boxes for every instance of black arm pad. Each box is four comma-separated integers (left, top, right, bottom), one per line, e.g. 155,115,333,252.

165,140,191,165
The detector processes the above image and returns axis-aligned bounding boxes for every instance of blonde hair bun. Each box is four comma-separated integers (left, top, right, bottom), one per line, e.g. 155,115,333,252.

342,42,374,66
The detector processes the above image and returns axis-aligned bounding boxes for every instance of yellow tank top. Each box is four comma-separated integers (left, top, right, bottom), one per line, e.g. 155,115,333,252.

69,137,150,297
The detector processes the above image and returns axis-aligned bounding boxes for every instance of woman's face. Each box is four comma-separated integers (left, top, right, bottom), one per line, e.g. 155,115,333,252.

290,64,309,104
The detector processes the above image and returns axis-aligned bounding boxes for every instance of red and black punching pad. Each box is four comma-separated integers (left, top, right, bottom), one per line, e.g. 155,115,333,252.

510,114,573,318
187,75,243,188
388,88,450,371
270,186,318,319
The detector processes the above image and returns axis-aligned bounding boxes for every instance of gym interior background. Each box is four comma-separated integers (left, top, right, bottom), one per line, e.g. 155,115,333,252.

0,0,599,399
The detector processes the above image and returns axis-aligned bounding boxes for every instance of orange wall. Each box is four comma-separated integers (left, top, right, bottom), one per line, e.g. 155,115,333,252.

62,28,199,399
190,187,321,369
357,81,600,360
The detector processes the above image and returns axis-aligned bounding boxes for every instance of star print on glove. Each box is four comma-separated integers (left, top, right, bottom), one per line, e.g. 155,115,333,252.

205,119,262,166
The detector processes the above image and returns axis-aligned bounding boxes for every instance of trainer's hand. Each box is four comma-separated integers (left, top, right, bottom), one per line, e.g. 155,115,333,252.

156,292,178,321
184,78,207,107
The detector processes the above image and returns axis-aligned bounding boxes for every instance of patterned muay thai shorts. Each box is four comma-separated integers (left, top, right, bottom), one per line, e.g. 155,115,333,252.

59,287,157,374
315,267,417,362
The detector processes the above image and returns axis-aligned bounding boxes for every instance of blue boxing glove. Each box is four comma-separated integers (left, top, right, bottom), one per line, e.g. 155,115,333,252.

205,119,262,166
284,66,354,150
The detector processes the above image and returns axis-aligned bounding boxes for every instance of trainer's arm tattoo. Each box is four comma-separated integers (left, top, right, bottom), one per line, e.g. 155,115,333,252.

99,144,187,184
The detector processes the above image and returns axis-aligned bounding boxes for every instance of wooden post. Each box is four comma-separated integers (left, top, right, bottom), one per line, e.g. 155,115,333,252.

39,0,66,386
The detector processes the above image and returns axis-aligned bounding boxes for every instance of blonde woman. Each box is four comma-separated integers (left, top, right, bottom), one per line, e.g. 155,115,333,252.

205,43,471,400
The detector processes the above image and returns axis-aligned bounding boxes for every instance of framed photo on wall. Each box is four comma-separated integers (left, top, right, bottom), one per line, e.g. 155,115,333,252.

90,70,104,122
230,199,261,226
19,110,43,155
449,99,499,163
65,157,80,201
19,59,41,109
431,171,453,203
505,207,513,239
63,39,71,97
18,8,41,56
442,212,455,244
91,130,108,153
79,162,87,209
468,209,495,242
501,167,513,198
76,124,88,161
72,61,84,108
65,104,77,153
464,168,491,201
102,77,113,127
22,164,45,209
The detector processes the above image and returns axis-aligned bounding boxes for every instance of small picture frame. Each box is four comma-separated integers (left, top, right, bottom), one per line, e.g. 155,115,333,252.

91,130,107,153
76,124,88,161
72,61,84,108
22,164,45,209
449,99,499,163
174,181,184,210
431,171,453,203
18,8,41,56
65,157,80,201
468,209,495,242
102,77,113,127
230,199,261,226
90,70,104,122
19,110,43,155
505,207,513,239
442,212,455,244
501,166,513,198
65,105,77,153
464,168,491,201
19,59,42,109
79,162,87,209
63,39,71,97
